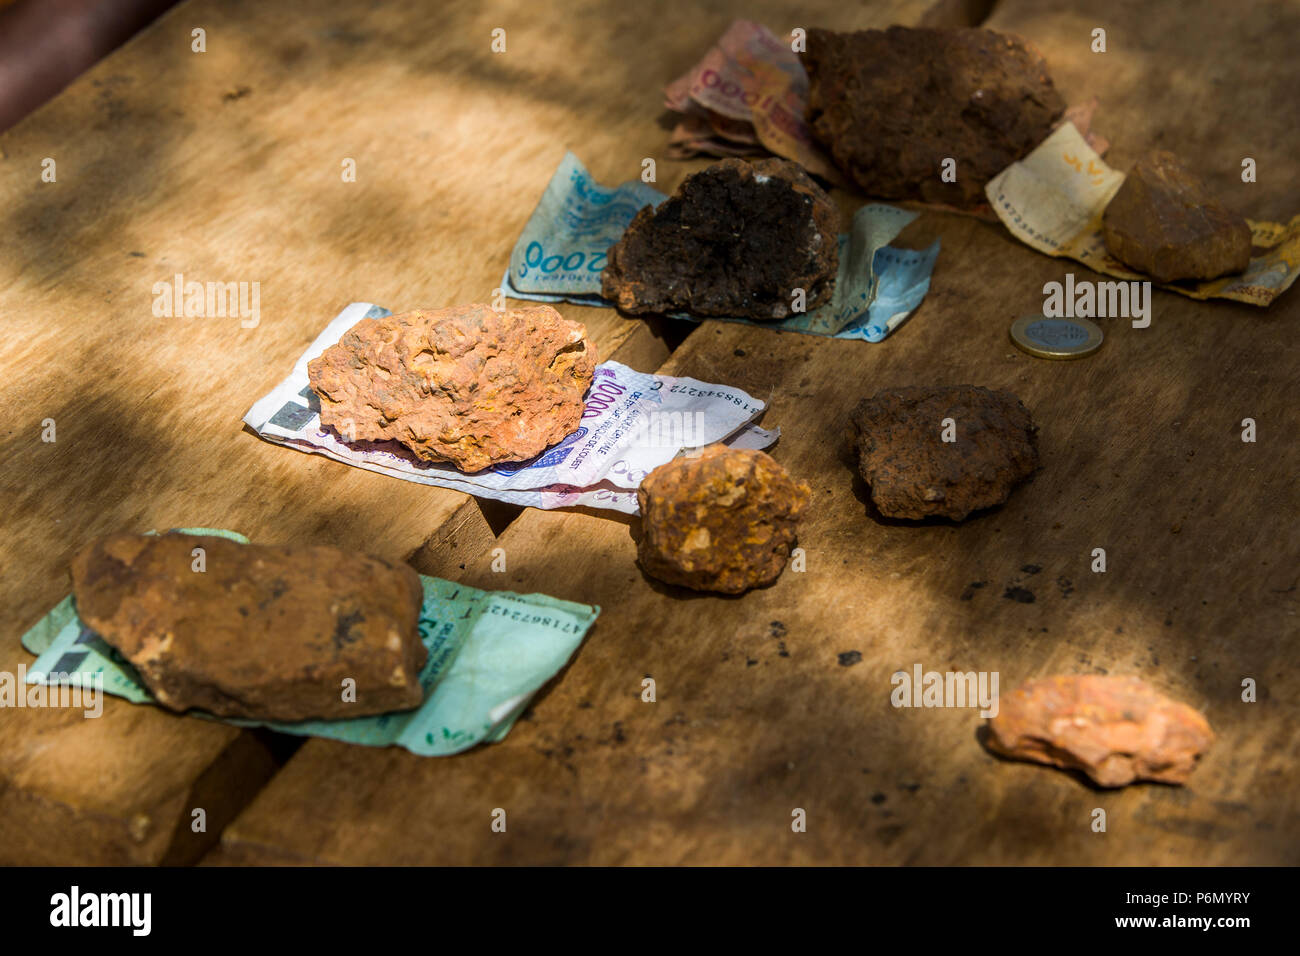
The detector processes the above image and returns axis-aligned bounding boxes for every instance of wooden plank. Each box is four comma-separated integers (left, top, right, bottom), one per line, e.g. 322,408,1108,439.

0,0,692,863
221,210,1300,865
221,0,1300,864
987,0,1300,215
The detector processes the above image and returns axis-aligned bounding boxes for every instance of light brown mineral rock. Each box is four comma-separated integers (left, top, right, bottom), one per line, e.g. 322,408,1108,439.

987,675,1214,787
847,385,1038,521
307,304,598,472
636,445,811,594
1102,151,1253,282
70,532,428,722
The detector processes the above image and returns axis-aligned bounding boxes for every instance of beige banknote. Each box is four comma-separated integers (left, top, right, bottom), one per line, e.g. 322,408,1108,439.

986,123,1299,307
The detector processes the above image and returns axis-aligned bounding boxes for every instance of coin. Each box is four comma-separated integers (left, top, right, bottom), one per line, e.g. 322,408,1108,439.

1010,315,1104,360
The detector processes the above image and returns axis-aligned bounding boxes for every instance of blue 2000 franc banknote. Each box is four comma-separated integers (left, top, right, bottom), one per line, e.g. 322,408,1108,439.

501,152,940,342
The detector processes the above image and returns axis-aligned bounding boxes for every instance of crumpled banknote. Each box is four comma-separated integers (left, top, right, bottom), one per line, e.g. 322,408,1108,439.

663,19,840,181
245,302,778,514
21,528,599,756
986,123,1300,306
501,152,939,341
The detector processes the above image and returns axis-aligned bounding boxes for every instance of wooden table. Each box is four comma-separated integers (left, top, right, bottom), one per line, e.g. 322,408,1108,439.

2,0,1295,865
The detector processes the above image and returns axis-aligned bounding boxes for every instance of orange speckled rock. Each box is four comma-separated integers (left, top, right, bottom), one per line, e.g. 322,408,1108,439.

636,445,810,594
987,675,1214,787
70,532,427,722
307,304,597,472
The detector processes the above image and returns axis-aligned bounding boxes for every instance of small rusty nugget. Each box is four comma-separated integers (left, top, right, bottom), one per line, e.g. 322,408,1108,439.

71,532,427,722
847,384,1038,521
308,304,597,473
987,675,1214,787
636,445,811,594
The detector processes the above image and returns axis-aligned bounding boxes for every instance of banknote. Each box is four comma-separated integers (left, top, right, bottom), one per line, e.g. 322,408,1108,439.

663,19,840,181
244,302,778,515
986,123,1300,307
502,152,939,340
21,529,599,756
667,112,764,159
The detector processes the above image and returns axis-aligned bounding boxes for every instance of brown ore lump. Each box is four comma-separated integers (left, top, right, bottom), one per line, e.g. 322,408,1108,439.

636,445,811,594
1102,150,1253,282
70,532,428,722
847,385,1038,521
987,675,1214,787
308,304,597,473
804,26,1064,206
601,158,839,320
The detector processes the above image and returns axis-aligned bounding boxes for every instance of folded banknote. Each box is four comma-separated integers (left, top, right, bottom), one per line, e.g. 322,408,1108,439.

502,152,939,341
21,528,599,756
244,302,778,514
662,19,839,181
986,123,1300,307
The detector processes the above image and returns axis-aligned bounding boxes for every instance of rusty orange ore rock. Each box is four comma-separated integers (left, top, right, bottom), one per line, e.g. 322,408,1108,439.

601,158,839,320
1102,150,1253,282
636,445,811,594
70,532,427,722
307,304,597,472
847,385,1038,521
988,675,1214,787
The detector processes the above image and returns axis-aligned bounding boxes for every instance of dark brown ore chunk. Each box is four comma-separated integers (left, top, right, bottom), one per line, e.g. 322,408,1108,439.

1102,150,1253,282
987,675,1214,787
308,304,597,473
847,385,1038,521
601,157,839,320
804,26,1064,206
636,445,811,594
70,532,427,721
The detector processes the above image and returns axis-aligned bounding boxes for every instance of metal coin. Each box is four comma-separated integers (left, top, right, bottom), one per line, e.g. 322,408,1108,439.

1010,315,1104,360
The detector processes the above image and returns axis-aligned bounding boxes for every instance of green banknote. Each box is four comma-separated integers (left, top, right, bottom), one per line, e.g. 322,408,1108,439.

21,529,599,756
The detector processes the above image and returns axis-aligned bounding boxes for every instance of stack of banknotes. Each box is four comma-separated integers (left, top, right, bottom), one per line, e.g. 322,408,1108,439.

245,303,779,514
663,19,839,181
501,152,940,341
22,529,599,756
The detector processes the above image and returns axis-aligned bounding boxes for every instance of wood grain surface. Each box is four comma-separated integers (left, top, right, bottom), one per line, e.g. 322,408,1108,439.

2,0,1296,865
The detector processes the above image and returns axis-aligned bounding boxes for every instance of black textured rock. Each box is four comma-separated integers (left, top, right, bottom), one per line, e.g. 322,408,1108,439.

602,158,838,320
